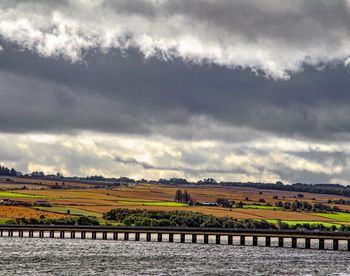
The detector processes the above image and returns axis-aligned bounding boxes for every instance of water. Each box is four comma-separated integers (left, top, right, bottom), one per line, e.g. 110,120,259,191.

0,238,349,275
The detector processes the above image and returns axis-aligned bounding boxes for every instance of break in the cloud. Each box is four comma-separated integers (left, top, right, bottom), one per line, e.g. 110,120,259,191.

1,1,350,183
2,0,350,78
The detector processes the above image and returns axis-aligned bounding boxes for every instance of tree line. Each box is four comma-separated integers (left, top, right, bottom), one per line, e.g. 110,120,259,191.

0,166,17,176
102,208,350,231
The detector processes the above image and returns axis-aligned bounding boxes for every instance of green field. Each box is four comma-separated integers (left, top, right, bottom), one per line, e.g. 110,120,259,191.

263,219,340,227
0,218,10,224
243,205,282,210
35,206,102,217
0,192,44,198
117,200,188,207
316,212,350,222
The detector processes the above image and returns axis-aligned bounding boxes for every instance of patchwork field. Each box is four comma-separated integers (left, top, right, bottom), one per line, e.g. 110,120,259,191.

1,179,350,226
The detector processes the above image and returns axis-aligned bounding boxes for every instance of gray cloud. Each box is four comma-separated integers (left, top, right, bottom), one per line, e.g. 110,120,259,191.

1,0,350,78
1,46,350,141
1,1,350,183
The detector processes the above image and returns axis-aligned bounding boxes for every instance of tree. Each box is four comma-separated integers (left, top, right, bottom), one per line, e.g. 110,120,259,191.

175,189,183,202
183,190,191,204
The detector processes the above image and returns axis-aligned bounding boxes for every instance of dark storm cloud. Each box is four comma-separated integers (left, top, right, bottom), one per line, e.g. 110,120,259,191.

1,44,350,140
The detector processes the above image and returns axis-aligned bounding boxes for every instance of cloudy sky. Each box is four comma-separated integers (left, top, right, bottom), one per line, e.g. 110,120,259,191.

1,0,350,183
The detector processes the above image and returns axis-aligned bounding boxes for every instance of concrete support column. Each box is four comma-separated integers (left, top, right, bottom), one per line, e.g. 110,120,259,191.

70,231,75,239
278,237,284,247
180,234,186,243
60,231,65,239
319,238,325,250
135,232,140,241
204,234,209,244
305,238,311,249
146,233,151,242
240,236,245,246
253,236,258,246
157,233,162,242
228,235,233,245
192,234,197,243
292,237,297,248
102,232,107,240
81,231,86,239
265,236,271,247
92,232,97,240
113,232,118,240
333,239,339,250
169,233,174,243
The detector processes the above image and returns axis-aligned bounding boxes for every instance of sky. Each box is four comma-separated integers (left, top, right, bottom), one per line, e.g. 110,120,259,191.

1,0,350,184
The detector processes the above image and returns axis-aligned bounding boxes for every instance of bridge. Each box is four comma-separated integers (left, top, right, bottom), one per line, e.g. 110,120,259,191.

0,224,349,251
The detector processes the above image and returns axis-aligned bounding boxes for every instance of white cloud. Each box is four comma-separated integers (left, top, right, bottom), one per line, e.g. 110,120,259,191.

0,131,349,183
1,0,350,78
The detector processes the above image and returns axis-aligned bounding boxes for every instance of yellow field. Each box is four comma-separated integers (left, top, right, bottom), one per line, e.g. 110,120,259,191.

0,180,349,224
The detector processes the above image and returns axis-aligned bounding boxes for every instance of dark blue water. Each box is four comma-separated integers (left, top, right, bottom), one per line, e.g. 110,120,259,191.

0,238,349,275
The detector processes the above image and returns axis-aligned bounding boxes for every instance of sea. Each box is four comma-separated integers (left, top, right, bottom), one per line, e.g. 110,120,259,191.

0,237,349,275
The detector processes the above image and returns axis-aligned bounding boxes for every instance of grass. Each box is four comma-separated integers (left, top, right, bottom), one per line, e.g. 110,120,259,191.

0,192,45,198
0,218,10,224
243,205,282,210
117,200,188,207
263,219,341,227
315,212,350,222
34,206,102,217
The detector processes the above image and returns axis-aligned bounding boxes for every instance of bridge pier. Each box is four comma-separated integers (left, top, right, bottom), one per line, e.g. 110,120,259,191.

70,231,75,239
348,240,350,251
169,233,174,242
29,230,33,238
92,231,97,240
333,239,339,250
60,231,65,239
124,232,129,241
305,238,311,249
319,238,325,250
50,230,54,238
180,234,185,243
278,237,283,247
192,234,197,243
146,233,151,242
39,230,44,238
216,235,221,245
204,234,209,244
292,237,297,248
102,232,107,240
228,235,233,245
8,230,13,237
81,231,86,239
135,232,140,241
265,236,271,247
19,230,23,238
157,233,162,242
113,232,118,240
240,235,245,246
253,236,258,246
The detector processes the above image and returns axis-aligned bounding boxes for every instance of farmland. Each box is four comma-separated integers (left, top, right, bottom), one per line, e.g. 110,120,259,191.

1,177,350,226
